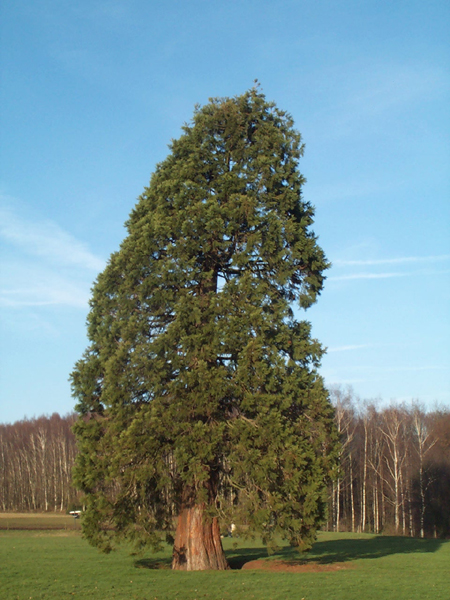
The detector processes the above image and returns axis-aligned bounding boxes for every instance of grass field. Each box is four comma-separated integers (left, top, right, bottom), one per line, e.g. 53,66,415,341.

0,512,81,531
0,516,449,600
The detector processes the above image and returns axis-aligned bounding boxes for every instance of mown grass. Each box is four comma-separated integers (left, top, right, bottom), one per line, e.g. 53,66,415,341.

0,528,448,600
0,512,81,531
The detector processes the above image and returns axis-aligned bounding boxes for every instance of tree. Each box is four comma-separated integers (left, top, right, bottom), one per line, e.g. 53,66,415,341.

379,405,409,533
71,88,339,571
0,414,79,512
329,386,355,532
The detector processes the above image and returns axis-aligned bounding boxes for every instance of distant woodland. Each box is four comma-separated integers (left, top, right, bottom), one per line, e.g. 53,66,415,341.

326,389,450,538
1,391,449,538
0,413,78,512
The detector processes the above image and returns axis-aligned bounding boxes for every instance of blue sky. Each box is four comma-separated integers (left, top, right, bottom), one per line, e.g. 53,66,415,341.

1,0,449,424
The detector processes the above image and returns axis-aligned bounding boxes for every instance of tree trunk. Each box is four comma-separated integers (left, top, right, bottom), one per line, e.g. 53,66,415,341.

419,459,425,538
336,477,341,532
331,481,336,531
374,473,380,534
349,455,355,532
172,503,229,571
361,421,368,532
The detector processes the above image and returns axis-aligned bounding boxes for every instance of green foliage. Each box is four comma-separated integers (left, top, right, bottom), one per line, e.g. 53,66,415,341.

71,88,339,554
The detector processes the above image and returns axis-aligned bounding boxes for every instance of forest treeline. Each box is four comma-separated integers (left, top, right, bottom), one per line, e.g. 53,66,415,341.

0,413,79,512
1,391,449,538
326,388,450,538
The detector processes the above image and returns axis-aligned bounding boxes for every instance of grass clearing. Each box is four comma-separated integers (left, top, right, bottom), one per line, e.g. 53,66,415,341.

0,512,81,531
0,528,448,600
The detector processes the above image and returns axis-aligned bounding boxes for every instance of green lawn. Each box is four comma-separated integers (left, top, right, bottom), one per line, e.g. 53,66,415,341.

0,512,81,531
0,529,448,600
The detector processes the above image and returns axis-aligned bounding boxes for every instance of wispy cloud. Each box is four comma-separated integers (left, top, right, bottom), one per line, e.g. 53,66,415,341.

0,264,92,308
0,199,104,309
329,253,450,282
371,365,447,373
0,204,104,271
315,61,449,140
329,272,408,281
306,178,403,205
346,63,447,117
334,255,450,267
328,344,373,353
324,377,368,386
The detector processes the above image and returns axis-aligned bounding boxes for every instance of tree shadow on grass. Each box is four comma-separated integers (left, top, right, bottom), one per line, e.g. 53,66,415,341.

310,536,444,564
133,536,446,570
226,547,274,569
134,557,172,570
226,536,445,570
134,550,274,571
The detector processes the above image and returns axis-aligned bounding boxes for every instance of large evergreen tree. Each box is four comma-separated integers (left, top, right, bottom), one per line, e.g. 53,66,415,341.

71,88,338,571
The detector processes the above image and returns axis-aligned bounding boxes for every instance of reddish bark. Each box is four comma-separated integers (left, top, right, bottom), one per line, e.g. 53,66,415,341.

172,503,229,570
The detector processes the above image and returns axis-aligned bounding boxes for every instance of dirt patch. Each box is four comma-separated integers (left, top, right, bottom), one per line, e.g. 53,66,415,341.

241,560,354,573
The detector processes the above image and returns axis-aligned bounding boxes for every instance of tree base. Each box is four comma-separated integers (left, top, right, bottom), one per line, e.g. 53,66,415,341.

172,504,229,570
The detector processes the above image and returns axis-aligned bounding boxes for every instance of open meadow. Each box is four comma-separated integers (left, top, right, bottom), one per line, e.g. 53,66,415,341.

0,514,449,600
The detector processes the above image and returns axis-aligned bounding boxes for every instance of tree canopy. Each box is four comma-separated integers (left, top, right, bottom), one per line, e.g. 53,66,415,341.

71,88,339,570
